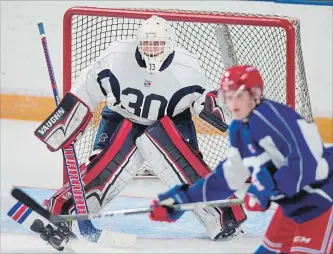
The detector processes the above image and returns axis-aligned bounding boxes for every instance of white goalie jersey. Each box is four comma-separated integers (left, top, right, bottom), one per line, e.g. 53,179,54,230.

71,39,211,125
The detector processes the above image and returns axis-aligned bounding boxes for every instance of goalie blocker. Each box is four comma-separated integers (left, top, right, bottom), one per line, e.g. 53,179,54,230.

34,92,92,151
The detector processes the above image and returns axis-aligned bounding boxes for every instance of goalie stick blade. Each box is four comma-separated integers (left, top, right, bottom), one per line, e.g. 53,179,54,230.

11,188,51,220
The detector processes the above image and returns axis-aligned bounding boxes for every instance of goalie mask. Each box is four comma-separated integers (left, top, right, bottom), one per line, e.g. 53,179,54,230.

138,15,175,74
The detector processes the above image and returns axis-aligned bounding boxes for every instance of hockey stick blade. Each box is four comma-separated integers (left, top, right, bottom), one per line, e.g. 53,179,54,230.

50,198,243,224
11,188,52,220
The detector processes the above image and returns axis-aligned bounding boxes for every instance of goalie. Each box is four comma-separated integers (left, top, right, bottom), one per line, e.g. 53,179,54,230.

34,15,247,244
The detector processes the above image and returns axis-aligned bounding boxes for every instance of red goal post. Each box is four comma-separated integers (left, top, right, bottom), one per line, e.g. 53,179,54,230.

62,7,312,183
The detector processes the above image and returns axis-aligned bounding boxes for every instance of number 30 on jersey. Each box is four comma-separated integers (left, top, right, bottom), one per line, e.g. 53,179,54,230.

97,69,168,119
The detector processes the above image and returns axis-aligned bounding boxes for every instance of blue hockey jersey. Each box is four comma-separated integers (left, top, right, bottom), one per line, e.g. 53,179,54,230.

187,99,333,223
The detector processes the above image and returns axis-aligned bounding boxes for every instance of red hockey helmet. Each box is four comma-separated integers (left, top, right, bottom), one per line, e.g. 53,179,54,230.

219,65,264,96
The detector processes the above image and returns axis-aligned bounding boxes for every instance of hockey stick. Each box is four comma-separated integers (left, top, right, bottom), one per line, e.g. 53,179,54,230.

53,199,243,223
37,23,136,247
12,188,242,224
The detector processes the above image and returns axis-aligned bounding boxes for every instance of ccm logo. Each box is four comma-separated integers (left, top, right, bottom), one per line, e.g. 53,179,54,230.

293,236,312,244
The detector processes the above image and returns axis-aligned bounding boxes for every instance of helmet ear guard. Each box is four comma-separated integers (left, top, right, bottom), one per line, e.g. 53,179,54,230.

137,15,175,74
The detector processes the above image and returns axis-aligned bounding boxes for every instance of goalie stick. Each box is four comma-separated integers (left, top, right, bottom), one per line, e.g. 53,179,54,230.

12,188,243,223
36,22,136,247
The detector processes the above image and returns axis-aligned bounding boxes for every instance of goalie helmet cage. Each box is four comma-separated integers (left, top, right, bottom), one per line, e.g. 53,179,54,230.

62,7,313,183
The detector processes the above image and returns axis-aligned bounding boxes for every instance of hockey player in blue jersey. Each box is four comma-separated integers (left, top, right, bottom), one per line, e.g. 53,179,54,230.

149,65,333,253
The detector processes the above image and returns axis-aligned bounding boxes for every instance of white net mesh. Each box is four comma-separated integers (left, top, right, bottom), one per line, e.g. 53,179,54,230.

63,8,313,177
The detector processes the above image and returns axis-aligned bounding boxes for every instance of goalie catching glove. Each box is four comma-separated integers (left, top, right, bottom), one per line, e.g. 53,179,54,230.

34,92,92,151
199,90,229,132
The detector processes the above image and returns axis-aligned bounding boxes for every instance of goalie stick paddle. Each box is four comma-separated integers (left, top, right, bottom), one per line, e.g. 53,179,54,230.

10,188,242,224
37,21,97,234
37,23,136,247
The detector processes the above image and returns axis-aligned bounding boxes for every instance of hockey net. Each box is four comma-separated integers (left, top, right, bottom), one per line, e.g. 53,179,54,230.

63,7,313,180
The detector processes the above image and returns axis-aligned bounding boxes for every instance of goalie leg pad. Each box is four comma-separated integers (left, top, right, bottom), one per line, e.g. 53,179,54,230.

136,117,209,185
34,92,93,151
48,119,144,215
136,116,246,239
160,117,246,223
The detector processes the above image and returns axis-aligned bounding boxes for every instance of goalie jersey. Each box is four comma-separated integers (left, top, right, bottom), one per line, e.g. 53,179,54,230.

187,99,333,223
71,39,211,125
